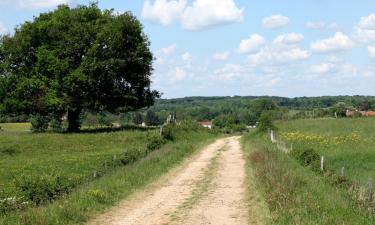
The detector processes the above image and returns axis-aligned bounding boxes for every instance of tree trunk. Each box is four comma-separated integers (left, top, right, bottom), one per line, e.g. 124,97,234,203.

67,108,82,132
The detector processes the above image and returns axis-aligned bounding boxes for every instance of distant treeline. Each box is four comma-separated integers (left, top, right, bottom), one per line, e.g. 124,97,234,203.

1,96,375,128
149,95,375,122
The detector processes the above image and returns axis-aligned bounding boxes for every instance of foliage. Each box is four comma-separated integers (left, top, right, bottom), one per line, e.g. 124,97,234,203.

146,135,167,151
30,114,49,132
212,114,237,129
132,112,143,125
257,112,276,132
14,174,76,205
0,3,159,132
290,148,320,169
145,110,161,126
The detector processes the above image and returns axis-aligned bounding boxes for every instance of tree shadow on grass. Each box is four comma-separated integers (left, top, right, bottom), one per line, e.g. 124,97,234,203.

77,125,159,134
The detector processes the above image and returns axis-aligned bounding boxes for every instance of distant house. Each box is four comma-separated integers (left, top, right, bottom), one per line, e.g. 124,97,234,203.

362,111,375,117
199,121,212,129
346,110,375,117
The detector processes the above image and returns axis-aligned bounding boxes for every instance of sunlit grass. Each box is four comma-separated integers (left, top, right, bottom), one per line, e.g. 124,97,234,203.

277,118,375,183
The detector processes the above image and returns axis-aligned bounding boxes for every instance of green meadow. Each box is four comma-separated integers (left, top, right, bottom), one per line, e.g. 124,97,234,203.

0,122,218,224
277,118,375,183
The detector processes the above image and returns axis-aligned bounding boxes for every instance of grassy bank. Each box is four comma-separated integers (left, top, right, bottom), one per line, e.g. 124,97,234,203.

0,122,218,224
277,118,375,183
242,132,375,224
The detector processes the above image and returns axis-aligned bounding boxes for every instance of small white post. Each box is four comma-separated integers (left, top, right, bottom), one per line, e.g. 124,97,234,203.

320,156,324,172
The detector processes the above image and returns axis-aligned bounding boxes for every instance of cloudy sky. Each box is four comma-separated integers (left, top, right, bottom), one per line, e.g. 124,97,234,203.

1,0,375,98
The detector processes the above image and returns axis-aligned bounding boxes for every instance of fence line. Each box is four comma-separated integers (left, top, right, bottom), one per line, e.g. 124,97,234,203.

268,129,374,203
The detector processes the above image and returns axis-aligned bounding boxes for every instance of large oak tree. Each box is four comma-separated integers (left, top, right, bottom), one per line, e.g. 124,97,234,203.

0,3,159,132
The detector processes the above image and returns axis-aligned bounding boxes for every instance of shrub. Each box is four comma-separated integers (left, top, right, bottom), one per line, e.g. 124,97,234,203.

257,112,277,133
147,135,167,151
290,148,320,169
30,114,50,132
15,174,76,205
161,124,175,141
119,147,144,165
49,118,64,132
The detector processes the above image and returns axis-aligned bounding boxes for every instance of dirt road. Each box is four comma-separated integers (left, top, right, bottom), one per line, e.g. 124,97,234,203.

88,136,251,225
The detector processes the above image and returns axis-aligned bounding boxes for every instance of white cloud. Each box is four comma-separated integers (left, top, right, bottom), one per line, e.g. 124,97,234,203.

248,47,310,66
158,44,177,56
305,21,325,29
170,67,187,82
14,0,71,9
262,14,289,29
358,13,375,30
305,21,340,30
142,0,187,25
238,34,265,54
155,44,177,65
368,45,375,58
213,51,230,60
354,14,375,43
181,0,244,31
181,52,192,62
310,63,335,74
142,0,243,31
310,32,354,53
273,32,304,45
265,78,281,87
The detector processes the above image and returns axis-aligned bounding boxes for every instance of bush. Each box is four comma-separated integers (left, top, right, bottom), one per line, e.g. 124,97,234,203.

161,124,175,140
290,148,320,169
49,118,64,132
257,112,276,133
147,135,167,151
15,174,76,205
119,147,144,165
30,114,50,132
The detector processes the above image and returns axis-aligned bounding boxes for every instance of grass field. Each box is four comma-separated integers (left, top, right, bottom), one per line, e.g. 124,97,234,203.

242,132,375,224
0,122,218,224
277,118,375,184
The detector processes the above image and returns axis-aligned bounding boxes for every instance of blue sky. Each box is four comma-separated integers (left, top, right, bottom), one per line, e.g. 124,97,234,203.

1,0,375,98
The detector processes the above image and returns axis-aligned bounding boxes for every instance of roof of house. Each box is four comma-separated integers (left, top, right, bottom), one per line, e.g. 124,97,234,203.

199,121,212,126
364,111,375,116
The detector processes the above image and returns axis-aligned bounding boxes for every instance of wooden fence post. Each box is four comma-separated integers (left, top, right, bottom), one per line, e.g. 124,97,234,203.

320,156,324,172
368,178,373,202
93,171,97,178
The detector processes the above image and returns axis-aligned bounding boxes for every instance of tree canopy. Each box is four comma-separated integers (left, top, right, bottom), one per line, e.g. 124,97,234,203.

0,3,159,132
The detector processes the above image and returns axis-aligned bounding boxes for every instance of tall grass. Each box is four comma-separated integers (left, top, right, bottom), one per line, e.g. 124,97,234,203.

277,118,375,184
242,132,375,224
